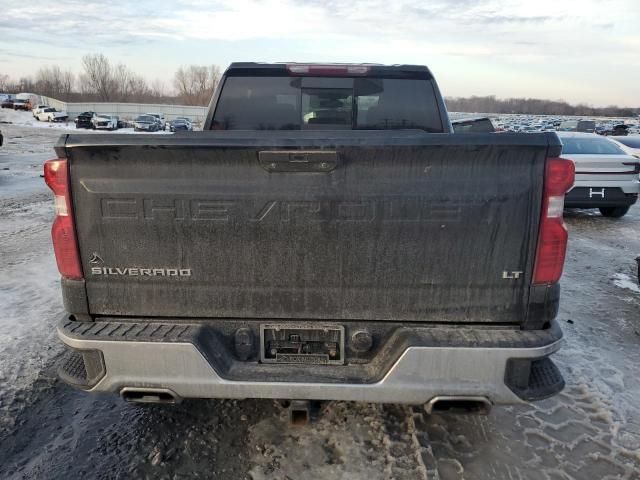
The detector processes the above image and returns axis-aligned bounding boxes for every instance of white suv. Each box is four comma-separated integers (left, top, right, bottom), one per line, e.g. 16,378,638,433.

558,132,640,217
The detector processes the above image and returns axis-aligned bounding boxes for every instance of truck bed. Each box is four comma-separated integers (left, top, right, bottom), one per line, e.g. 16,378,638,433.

57,130,560,326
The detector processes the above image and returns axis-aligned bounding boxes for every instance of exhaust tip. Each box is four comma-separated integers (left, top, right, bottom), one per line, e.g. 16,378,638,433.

120,387,180,404
425,396,492,415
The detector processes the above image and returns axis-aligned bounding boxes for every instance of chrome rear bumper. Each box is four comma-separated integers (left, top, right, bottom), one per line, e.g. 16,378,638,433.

58,317,563,405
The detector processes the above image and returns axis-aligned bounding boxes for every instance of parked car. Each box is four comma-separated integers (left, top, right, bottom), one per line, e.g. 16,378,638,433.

16,93,39,109
175,116,193,125
50,62,571,412
145,112,166,130
35,107,68,122
75,112,97,129
609,136,640,158
557,119,596,133
1,98,13,109
133,115,160,131
12,99,31,111
169,119,193,132
576,120,596,133
558,132,639,217
32,105,49,117
607,124,630,136
117,118,132,129
92,114,119,130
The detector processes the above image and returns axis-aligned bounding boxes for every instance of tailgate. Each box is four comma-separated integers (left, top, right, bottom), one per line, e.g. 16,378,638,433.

63,131,555,324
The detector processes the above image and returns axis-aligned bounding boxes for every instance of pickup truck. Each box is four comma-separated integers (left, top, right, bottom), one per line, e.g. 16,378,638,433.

12,99,31,111
47,63,574,414
35,107,68,123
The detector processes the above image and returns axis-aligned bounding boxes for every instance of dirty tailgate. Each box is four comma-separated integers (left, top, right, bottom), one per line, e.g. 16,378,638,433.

61,131,551,323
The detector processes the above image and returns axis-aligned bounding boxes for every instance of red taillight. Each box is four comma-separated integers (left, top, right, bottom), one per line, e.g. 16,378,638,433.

533,157,575,285
44,159,83,280
286,64,371,76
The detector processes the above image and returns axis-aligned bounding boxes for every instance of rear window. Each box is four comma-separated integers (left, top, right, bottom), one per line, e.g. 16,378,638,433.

613,137,640,149
452,118,495,133
561,137,626,155
212,76,443,132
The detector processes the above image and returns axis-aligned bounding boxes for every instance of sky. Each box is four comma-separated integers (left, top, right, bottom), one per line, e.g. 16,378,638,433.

1,0,639,106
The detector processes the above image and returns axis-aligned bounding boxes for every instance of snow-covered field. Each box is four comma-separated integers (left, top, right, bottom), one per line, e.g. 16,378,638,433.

0,110,639,479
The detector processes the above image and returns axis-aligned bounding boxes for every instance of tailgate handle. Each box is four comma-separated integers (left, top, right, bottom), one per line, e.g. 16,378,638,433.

258,151,338,173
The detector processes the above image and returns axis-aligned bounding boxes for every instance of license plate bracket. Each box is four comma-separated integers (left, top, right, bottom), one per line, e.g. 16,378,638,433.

260,324,345,365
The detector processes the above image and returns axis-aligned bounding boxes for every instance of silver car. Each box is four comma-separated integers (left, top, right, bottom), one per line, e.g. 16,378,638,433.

609,136,640,158
558,132,640,217
133,115,160,132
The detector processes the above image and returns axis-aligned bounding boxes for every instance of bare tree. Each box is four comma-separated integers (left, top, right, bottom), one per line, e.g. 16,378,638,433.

78,54,157,102
112,63,132,99
0,73,11,92
173,65,221,105
35,65,75,100
150,79,166,98
80,54,115,101
60,69,74,98
126,74,151,101
18,77,36,93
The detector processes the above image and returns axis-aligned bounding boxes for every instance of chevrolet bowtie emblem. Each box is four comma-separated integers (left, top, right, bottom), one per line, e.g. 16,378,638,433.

89,253,104,265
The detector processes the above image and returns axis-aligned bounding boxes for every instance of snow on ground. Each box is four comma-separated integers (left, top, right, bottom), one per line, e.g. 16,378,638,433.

0,116,63,432
0,115,639,479
612,273,640,294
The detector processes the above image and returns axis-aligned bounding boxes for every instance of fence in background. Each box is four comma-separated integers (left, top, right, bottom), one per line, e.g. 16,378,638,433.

39,96,209,125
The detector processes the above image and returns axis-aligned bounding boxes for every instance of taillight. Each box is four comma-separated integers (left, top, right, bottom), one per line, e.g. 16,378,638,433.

286,64,371,76
44,159,83,280
621,162,640,175
533,157,575,285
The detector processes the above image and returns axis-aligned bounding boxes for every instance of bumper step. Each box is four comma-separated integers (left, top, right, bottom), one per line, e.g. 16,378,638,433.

58,349,106,389
507,357,565,401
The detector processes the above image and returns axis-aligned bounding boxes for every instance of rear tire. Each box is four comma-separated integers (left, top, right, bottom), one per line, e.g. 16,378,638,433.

599,206,630,218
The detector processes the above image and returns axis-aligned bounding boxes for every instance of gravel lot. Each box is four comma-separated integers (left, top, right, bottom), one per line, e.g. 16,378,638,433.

1,109,639,480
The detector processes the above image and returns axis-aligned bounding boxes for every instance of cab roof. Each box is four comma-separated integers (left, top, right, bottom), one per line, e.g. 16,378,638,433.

225,62,434,79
